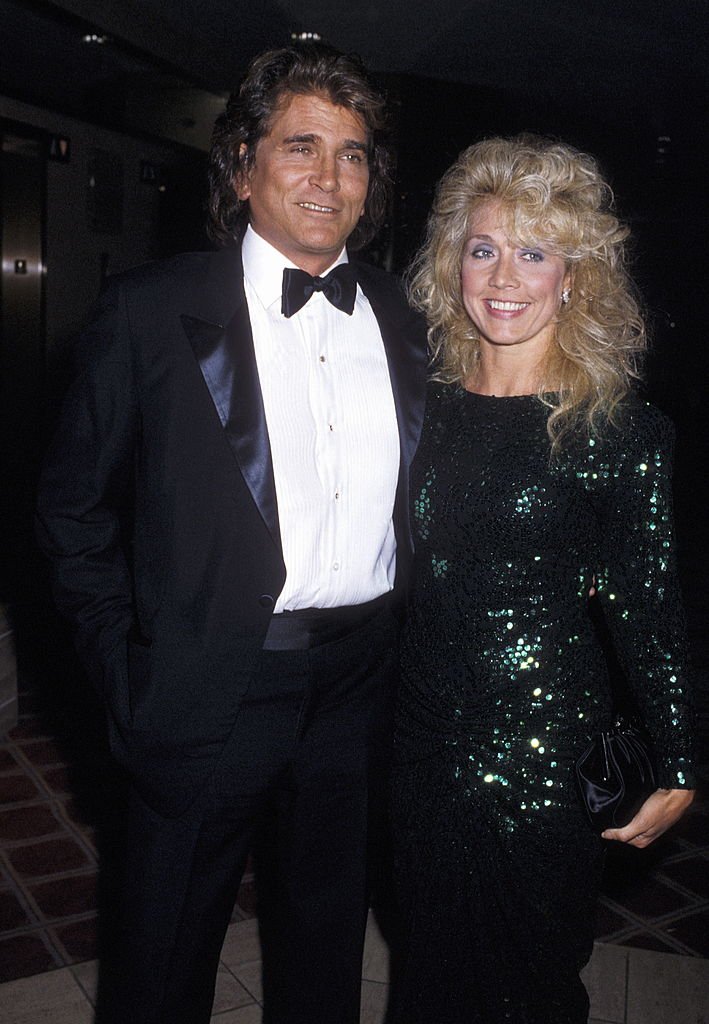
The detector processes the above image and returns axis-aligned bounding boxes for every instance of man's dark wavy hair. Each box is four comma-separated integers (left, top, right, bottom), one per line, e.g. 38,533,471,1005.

207,42,393,250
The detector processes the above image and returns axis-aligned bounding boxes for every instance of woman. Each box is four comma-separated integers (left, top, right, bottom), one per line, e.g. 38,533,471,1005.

391,136,695,1024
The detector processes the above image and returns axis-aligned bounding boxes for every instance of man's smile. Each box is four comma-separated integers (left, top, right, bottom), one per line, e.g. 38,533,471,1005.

296,201,338,213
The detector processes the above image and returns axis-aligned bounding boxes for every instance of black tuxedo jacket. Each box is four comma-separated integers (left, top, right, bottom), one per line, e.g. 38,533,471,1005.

36,246,427,815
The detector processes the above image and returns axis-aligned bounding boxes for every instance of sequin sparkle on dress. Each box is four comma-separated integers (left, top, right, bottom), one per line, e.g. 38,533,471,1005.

391,384,695,1024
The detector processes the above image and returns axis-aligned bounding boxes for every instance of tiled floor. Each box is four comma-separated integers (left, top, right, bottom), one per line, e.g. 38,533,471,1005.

1,911,708,1024
0,695,258,982
0,721,101,981
3,680,708,980
1,658,708,1021
594,803,709,957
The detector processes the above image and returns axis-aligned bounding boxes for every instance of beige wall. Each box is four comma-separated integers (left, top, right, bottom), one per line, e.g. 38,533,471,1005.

1,93,205,356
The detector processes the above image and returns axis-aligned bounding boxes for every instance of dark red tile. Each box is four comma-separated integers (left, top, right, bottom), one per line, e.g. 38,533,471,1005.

41,765,72,795
658,857,709,900
0,932,59,982
601,864,692,919
60,795,95,829
0,772,40,804
0,888,32,930
9,838,92,879
29,872,97,919
672,810,709,847
664,908,709,957
235,878,258,918
618,931,686,955
644,835,692,860
53,915,98,962
593,900,634,939
15,738,66,766
7,718,50,741
0,746,19,771
0,805,61,841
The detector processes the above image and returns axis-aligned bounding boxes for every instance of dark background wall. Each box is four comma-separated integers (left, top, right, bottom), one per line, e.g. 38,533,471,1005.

0,0,706,764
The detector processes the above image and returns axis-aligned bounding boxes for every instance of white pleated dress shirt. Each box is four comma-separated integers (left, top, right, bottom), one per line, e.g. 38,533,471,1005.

242,226,400,612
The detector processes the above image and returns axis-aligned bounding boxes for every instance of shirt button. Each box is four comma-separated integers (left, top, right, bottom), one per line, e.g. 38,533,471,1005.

333,562,340,571
319,355,326,362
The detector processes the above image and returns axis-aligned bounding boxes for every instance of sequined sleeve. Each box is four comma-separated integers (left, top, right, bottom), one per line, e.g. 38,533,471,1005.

589,401,695,789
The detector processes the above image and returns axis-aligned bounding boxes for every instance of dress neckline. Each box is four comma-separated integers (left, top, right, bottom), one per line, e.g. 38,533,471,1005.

461,389,542,401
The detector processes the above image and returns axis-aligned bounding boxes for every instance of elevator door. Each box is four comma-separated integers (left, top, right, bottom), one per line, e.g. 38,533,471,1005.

0,126,45,594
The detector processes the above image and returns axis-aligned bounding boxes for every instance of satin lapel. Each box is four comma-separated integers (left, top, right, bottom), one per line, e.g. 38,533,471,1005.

356,266,427,474
180,269,281,549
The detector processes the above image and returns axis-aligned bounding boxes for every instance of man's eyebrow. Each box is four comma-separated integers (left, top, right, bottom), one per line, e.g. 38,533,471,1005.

282,132,319,144
282,133,368,152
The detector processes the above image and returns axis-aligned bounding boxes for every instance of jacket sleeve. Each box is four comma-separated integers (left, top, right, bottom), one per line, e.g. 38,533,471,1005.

35,276,138,691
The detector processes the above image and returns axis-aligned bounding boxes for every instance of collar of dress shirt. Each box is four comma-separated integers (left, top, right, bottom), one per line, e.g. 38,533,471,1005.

241,224,350,313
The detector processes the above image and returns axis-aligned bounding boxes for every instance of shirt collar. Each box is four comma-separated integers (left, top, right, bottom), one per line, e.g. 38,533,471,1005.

242,224,349,312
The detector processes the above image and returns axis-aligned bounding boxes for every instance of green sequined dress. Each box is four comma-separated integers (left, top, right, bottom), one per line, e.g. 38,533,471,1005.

391,384,695,1024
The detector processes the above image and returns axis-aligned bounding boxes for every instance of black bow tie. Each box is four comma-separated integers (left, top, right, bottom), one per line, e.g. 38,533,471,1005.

281,264,358,318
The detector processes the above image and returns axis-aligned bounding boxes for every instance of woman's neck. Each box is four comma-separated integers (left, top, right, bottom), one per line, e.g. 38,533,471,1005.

465,345,548,397
465,366,542,398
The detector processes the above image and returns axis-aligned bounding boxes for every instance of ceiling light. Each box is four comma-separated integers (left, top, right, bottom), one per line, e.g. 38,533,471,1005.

291,31,322,41
82,33,108,44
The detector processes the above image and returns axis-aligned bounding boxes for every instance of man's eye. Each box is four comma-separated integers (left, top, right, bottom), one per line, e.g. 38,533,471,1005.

343,152,364,162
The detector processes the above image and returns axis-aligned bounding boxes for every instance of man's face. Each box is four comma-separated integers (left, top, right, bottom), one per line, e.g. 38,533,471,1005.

236,91,370,276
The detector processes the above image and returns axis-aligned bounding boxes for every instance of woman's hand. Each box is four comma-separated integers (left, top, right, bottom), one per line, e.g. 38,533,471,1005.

601,788,695,848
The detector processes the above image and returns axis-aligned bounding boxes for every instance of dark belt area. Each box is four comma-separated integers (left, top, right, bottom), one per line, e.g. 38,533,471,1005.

262,593,390,651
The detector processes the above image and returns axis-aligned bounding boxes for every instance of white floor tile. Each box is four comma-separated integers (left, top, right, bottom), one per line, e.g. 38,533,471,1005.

210,1004,263,1023
362,910,391,984
626,947,709,1024
220,918,262,968
0,967,94,1024
70,959,98,1005
360,979,389,1024
212,963,257,1013
2,939,706,1024
229,960,263,1004
581,942,627,1024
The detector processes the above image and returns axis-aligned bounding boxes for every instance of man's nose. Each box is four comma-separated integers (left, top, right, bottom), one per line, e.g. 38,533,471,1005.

309,155,340,192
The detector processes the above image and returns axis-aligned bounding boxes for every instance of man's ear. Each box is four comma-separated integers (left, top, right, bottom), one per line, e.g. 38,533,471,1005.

234,143,251,201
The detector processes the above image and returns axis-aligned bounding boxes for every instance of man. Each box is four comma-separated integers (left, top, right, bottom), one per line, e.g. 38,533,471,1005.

36,43,426,1024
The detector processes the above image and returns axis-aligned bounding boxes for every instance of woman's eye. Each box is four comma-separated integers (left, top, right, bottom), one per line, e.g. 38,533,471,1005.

521,250,544,262
471,247,494,259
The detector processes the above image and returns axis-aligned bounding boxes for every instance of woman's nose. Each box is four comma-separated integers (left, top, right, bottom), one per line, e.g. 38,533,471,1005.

489,252,518,288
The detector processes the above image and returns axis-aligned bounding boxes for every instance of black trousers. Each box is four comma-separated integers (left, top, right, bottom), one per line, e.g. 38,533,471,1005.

96,605,398,1024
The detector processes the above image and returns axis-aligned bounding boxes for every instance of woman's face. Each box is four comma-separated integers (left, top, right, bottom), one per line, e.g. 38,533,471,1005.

460,202,571,358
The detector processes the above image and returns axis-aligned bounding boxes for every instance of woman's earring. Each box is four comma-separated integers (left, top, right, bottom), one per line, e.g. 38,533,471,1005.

561,288,571,304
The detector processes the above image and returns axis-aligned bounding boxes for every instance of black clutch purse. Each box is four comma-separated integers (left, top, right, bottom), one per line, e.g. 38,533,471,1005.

575,719,656,832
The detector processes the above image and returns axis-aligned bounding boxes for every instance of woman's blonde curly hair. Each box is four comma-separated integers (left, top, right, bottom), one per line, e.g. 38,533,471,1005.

406,135,647,451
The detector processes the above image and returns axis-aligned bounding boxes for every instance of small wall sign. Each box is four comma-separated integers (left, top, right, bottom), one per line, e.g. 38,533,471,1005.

48,135,71,162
